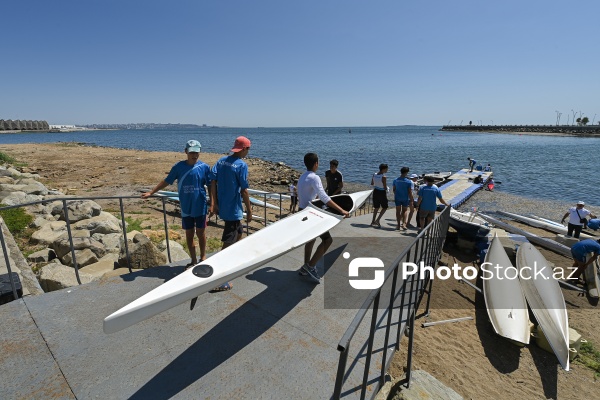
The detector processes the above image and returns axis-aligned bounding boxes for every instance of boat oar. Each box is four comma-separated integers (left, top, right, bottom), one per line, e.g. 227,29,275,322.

422,316,473,328
458,278,482,294
557,280,586,293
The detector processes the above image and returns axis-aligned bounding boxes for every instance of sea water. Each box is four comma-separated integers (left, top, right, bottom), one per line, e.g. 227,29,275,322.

1,126,598,205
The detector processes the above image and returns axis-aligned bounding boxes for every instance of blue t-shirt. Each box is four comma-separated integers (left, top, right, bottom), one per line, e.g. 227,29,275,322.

211,155,249,221
571,239,600,258
418,184,443,212
165,161,211,218
393,177,413,202
588,219,600,230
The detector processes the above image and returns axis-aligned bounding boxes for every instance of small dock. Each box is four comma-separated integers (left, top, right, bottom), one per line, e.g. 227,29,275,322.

437,168,493,209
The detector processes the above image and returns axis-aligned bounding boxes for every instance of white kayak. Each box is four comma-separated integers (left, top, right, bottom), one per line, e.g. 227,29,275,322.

153,190,280,210
529,215,566,228
248,188,291,201
497,211,594,239
449,209,492,238
516,242,569,370
482,233,530,344
103,190,372,334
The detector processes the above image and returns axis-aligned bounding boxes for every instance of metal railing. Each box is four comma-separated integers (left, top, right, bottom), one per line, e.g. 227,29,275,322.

333,206,450,399
1,191,371,302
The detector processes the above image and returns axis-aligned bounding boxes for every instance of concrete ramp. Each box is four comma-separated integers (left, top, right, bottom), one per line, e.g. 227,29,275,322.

0,212,418,399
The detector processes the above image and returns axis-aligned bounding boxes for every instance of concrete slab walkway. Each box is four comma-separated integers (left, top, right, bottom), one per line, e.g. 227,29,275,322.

0,211,426,399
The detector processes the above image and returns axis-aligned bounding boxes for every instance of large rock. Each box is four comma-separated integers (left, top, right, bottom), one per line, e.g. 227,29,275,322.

22,182,48,196
92,232,123,254
118,233,167,269
61,248,99,268
38,260,95,292
51,235,106,260
159,240,189,263
0,191,43,206
30,220,67,246
53,199,102,222
73,212,122,234
79,253,119,279
27,248,55,263
0,183,27,192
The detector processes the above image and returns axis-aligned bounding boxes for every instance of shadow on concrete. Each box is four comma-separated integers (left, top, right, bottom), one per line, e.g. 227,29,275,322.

115,265,183,283
128,266,317,400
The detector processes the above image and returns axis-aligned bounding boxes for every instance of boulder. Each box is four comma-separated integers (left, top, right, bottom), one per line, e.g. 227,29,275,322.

61,248,99,268
38,260,95,292
22,182,48,196
31,216,52,229
0,191,43,206
92,232,122,254
118,233,166,269
0,177,15,184
54,199,102,222
73,213,122,234
159,240,189,263
79,253,119,279
51,235,106,260
0,183,27,192
30,221,67,246
27,248,55,263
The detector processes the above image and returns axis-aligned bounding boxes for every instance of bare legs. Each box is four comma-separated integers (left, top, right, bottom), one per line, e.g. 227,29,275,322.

304,237,333,268
185,227,206,264
371,207,387,227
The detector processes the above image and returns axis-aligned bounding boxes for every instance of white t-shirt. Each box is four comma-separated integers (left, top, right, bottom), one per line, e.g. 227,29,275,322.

372,173,386,190
567,207,591,225
297,171,331,209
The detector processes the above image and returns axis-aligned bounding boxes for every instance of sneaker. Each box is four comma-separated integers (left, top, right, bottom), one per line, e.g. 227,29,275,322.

298,264,308,276
301,264,321,284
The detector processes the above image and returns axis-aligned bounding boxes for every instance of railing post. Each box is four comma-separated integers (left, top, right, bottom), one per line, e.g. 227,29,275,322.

62,199,82,285
380,266,399,385
360,292,380,400
160,197,171,264
0,222,19,301
333,345,350,400
120,198,132,272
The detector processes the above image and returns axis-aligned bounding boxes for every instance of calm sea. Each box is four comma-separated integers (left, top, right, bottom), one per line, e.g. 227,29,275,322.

2,126,598,206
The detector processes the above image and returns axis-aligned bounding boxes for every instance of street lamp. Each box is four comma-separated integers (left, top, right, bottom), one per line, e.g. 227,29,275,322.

571,109,576,126
593,114,597,125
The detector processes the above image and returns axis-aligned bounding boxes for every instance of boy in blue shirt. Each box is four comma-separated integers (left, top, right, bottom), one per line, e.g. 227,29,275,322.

143,140,211,266
417,176,449,231
209,136,253,291
569,238,600,282
392,166,414,231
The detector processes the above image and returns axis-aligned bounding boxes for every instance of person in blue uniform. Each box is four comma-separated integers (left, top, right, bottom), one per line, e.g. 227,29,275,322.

209,136,253,291
569,238,600,282
142,140,211,266
417,176,449,230
392,166,414,231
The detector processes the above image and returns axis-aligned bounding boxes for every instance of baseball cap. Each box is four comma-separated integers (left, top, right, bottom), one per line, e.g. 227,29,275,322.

231,136,251,152
409,174,418,179
577,201,585,205
185,140,201,153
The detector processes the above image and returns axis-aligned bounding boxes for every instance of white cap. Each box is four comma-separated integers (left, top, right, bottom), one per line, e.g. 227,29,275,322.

409,174,419,179
577,201,585,205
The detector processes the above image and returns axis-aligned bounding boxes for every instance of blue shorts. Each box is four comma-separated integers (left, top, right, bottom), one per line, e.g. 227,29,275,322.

395,199,409,207
182,215,207,230
571,248,587,263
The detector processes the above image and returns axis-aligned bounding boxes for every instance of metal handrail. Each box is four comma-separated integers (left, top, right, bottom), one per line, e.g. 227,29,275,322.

333,206,450,399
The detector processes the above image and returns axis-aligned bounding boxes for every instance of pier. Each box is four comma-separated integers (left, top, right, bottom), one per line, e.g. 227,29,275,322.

441,125,600,135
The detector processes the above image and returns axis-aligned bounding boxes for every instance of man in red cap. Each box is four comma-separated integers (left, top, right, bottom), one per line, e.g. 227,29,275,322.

209,136,253,291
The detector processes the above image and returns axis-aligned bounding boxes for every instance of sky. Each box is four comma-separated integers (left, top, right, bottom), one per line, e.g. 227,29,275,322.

2,0,599,127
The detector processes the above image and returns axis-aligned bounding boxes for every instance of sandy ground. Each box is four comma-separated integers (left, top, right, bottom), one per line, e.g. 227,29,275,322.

2,143,599,399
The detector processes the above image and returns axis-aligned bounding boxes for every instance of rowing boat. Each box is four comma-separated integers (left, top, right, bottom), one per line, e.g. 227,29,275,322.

103,190,372,334
449,209,492,238
516,242,569,370
482,233,530,344
248,188,291,201
497,211,594,239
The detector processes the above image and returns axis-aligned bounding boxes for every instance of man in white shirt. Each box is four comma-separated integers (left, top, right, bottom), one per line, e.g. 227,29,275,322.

561,201,596,238
297,153,350,283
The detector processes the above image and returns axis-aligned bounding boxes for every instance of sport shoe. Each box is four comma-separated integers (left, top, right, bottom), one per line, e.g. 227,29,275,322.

301,264,321,284
298,264,308,276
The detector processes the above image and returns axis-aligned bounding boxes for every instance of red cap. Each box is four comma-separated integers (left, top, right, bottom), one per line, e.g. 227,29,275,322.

231,136,251,152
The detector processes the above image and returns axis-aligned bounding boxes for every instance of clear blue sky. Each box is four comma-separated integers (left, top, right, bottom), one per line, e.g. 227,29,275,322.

2,0,598,127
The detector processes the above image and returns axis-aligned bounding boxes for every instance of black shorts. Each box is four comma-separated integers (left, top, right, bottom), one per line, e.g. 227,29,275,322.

373,189,388,209
222,220,243,245
298,208,332,240
291,196,297,205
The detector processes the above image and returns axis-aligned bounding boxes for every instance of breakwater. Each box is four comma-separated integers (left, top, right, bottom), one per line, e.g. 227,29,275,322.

441,125,600,135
